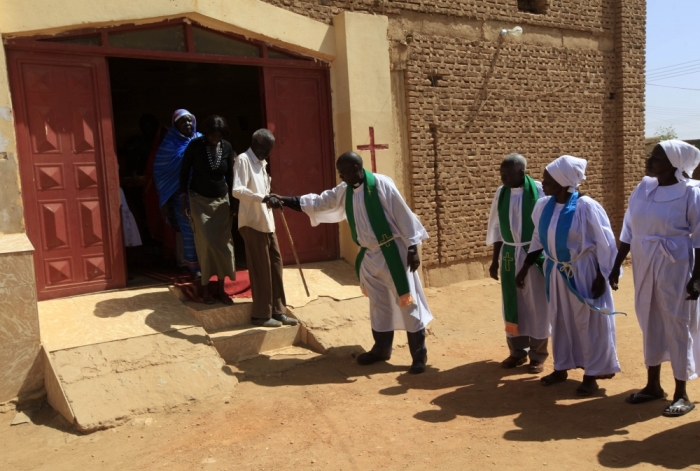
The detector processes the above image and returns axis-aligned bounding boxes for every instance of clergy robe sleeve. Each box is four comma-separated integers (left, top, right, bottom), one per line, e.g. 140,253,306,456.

231,155,264,203
485,186,503,246
583,198,618,279
376,176,429,246
299,183,348,227
688,186,700,248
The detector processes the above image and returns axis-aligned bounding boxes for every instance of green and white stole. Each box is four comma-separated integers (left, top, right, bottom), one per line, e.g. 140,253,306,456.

345,169,414,307
497,175,541,335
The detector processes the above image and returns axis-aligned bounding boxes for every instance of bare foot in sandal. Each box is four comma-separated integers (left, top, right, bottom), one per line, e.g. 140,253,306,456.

541,370,568,386
576,375,599,396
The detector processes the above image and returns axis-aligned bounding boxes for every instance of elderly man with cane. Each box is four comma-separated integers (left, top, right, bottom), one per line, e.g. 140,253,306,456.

232,129,298,328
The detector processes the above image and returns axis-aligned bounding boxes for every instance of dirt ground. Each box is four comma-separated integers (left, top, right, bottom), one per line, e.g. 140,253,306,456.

3,274,700,471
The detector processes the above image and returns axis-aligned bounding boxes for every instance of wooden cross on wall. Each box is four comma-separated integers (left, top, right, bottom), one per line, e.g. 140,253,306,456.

357,127,389,172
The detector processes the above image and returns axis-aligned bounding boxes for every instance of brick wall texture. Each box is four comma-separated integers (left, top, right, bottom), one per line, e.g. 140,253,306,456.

263,0,647,268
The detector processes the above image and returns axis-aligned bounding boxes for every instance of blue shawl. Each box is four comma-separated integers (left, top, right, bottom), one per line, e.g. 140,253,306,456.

539,192,623,315
153,112,201,208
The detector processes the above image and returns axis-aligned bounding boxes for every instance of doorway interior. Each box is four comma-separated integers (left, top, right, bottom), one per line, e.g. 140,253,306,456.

109,57,262,285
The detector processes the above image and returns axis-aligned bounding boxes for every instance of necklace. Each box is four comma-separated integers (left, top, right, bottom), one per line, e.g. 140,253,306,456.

206,142,223,170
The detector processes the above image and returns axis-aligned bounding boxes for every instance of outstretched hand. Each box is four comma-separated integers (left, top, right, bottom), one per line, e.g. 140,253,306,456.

407,246,420,272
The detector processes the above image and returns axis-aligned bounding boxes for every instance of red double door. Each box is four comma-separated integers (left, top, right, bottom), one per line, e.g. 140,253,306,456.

9,51,337,300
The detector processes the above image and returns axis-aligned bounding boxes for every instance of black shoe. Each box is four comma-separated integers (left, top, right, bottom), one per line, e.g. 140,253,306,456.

272,314,299,326
251,317,283,328
356,351,391,365
408,357,427,374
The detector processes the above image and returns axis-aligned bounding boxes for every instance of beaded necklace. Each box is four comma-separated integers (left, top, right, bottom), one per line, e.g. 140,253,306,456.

206,142,223,170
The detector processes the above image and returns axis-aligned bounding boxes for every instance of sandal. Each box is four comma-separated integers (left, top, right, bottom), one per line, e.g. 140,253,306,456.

626,390,666,405
541,370,568,386
663,398,695,417
501,356,527,369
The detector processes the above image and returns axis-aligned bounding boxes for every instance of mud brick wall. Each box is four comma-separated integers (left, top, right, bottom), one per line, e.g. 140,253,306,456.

264,0,646,270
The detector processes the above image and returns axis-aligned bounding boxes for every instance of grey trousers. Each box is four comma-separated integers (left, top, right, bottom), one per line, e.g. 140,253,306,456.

507,336,549,363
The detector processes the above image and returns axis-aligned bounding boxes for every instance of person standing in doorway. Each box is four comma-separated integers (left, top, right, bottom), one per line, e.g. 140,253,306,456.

154,109,201,279
232,129,298,327
180,115,237,305
486,153,550,373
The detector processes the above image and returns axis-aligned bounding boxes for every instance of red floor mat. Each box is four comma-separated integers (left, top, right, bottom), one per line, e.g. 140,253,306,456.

133,267,252,301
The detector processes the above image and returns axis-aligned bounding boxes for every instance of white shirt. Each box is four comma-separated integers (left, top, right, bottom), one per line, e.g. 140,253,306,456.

232,148,275,233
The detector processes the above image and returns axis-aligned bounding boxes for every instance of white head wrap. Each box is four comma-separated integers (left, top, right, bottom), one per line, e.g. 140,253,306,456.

659,139,700,183
545,155,587,193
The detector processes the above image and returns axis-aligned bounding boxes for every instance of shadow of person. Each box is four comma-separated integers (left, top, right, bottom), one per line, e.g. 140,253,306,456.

236,350,409,388
377,360,658,441
92,291,207,345
597,419,700,469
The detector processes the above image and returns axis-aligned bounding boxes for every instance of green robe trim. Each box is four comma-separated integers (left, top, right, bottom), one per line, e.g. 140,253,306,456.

345,169,413,306
497,175,541,335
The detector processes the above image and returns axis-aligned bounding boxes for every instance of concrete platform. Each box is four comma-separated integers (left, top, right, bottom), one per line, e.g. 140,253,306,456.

38,287,238,432
209,324,301,364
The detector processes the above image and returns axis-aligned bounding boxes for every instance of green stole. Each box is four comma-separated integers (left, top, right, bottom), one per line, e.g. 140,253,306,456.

345,169,414,307
497,175,540,335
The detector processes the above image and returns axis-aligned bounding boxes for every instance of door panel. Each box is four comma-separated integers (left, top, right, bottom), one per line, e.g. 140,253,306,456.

8,50,125,300
263,67,337,264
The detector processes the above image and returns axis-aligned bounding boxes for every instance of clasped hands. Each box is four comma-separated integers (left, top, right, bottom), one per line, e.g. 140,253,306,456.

262,194,284,209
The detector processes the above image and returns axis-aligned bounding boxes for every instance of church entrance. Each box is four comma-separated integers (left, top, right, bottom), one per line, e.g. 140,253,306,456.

6,19,338,300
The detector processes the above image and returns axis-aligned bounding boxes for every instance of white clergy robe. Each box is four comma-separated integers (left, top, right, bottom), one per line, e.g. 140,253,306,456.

621,177,700,381
486,183,550,340
299,174,433,333
529,195,621,376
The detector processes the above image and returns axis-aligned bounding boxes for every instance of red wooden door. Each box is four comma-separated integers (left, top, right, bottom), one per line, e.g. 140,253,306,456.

263,67,338,264
8,50,125,300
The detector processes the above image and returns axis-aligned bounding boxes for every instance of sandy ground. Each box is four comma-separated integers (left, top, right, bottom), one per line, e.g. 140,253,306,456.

3,274,700,471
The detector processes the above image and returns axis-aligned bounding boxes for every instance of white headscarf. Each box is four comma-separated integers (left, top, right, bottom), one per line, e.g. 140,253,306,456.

659,139,700,183
545,155,587,193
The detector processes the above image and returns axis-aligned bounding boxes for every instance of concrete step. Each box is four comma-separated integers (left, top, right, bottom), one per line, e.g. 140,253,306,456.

208,324,302,364
168,286,254,330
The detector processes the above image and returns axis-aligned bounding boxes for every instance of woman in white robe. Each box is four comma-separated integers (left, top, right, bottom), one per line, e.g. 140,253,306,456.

516,155,621,396
609,140,700,417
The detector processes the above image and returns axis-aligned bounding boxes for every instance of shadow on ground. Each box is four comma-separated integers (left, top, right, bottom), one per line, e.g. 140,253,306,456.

379,360,660,442
598,420,700,469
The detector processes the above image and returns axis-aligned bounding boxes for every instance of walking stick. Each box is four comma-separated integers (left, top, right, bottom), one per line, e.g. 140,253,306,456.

278,207,310,297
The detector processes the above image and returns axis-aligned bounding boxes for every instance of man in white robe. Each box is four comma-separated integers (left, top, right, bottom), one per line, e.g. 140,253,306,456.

486,153,549,373
516,155,621,396
610,140,700,417
272,152,433,374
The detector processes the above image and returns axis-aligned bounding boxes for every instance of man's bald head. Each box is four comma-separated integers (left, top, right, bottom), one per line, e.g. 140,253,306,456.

337,151,364,169
336,151,365,186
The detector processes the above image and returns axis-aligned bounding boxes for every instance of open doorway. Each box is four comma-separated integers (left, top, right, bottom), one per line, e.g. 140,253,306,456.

109,57,262,286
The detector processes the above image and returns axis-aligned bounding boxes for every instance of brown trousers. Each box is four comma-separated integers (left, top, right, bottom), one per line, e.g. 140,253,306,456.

507,336,549,363
239,226,286,319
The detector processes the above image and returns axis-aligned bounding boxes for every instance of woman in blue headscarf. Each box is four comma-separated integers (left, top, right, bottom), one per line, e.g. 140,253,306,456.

153,109,201,279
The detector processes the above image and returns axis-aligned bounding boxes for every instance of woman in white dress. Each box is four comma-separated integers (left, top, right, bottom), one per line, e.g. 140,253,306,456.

609,140,700,417
516,155,621,396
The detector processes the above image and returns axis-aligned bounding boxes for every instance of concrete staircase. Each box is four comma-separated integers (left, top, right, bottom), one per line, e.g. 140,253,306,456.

170,288,302,364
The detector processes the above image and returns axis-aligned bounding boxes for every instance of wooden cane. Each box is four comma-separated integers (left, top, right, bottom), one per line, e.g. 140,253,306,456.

278,207,310,297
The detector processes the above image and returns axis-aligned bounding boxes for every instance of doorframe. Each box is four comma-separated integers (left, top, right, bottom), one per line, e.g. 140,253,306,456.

5,18,339,297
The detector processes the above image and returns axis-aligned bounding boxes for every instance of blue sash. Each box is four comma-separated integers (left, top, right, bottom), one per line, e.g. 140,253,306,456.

539,192,623,315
